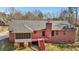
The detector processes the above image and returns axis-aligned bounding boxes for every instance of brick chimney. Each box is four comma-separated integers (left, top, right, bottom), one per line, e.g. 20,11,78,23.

46,19,52,30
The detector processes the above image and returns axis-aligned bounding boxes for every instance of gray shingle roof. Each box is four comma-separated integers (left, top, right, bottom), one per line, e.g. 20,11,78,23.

9,20,47,33
9,20,75,33
52,21,71,30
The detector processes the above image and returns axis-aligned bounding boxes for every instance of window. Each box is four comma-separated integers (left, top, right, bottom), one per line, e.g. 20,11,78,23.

15,33,31,39
42,31,45,36
51,31,54,36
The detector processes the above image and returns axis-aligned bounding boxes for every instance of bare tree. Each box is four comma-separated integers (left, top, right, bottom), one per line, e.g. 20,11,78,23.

24,11,34,20
33,10,44,20
59,10,68,20
8,7,24,20
68,7,78,24
58,7,78,24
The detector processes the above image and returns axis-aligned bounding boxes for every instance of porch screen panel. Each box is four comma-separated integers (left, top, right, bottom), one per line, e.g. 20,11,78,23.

15,33,31,39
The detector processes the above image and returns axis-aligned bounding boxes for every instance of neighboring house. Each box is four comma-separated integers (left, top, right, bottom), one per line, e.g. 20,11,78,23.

9,20,76,50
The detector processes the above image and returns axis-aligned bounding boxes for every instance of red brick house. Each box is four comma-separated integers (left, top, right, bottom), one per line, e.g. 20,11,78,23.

9,20,76,50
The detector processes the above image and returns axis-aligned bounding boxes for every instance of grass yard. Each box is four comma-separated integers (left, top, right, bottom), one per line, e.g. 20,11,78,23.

15,43,79,51
45,43,79,51
0,39,15,51
0,41,2,50
15,47,33,51
4,42,15,51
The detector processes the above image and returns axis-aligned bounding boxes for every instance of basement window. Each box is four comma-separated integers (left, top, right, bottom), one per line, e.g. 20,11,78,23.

15,33,31,39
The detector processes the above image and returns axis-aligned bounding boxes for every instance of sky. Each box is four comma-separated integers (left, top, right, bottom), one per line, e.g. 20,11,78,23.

0,7,78,17
0,7,65,15
16,7,64,14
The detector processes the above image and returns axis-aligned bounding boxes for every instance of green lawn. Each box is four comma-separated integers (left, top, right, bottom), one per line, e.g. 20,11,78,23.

45,43,79,51
4,42,15,51
15,43,79,51
0,41,2,50
1,39,79,51
0,39,15,51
